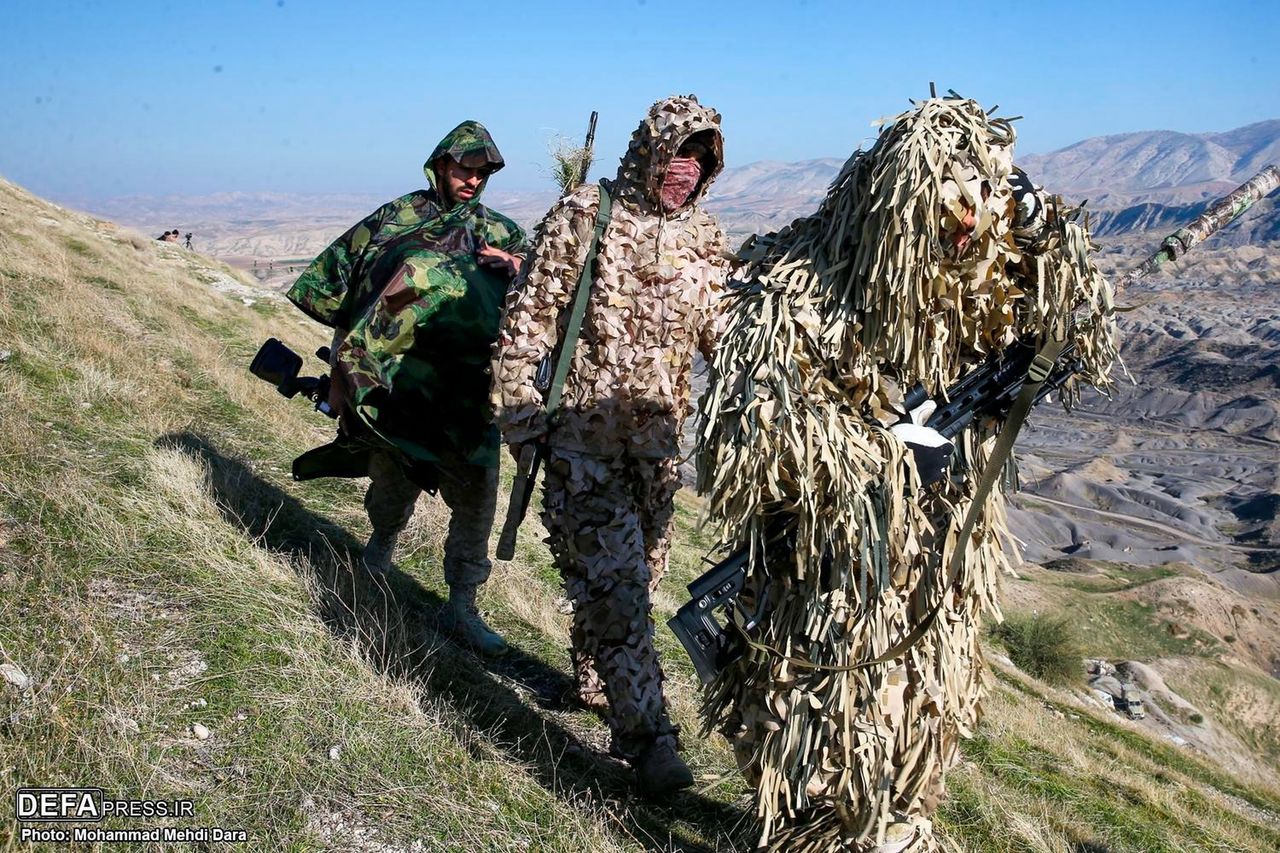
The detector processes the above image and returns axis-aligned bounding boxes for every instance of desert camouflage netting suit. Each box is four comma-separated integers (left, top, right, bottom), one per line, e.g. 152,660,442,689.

695,97,1119,851
492,95,730,757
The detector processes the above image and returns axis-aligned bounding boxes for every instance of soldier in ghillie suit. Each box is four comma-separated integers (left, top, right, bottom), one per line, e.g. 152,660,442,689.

491,95,730,794
694,97,1119,851
287,120,526,657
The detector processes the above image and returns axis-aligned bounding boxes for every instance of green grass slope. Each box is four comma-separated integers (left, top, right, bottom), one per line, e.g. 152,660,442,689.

1,177,1277,852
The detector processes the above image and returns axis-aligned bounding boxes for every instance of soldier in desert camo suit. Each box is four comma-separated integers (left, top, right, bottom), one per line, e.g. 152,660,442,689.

491,95,730,794
288,120,526,656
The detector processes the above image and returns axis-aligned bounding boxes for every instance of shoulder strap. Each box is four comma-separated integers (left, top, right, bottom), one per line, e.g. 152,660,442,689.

544,183,613,425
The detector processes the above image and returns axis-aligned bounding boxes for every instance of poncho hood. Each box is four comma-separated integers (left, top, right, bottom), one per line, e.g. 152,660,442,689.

423,120,505,203
613,95,724,214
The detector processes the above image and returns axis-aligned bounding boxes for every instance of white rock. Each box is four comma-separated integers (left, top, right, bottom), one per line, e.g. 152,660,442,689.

328,746,341,761
0,350,11,363
1,664,30,691
188,698,207,710
191,723,210,740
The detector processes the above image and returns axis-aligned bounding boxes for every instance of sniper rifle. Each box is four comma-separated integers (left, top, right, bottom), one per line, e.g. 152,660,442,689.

495,111,601,560
670,164,1280,684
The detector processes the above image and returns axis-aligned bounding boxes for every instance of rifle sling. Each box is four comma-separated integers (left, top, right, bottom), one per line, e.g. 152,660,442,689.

544,184,613,426
739,335,1068,673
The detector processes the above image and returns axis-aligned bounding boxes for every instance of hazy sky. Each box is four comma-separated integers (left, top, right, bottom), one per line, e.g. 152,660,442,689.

3,0,1277,202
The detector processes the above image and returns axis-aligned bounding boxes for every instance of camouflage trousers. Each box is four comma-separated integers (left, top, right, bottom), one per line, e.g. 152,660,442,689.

365,448,498,589
541,449,681,759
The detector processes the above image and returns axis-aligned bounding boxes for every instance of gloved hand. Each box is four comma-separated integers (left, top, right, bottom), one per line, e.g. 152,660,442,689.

890,399,953,486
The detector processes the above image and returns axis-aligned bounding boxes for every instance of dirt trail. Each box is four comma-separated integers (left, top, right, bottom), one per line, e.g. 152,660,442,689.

1023,493,1275,553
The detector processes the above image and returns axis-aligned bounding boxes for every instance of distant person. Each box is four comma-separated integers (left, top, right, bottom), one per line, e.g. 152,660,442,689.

163,229,179,243
287,120,526,656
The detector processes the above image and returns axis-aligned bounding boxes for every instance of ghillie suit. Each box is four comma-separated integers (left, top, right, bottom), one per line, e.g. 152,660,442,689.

492,96,729,775
695,97,1119,851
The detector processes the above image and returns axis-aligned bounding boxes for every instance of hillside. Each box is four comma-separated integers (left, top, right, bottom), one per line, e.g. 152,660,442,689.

3,176,1280,851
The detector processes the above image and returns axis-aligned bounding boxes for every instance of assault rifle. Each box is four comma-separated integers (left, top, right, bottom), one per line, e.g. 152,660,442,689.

669,164,1280,684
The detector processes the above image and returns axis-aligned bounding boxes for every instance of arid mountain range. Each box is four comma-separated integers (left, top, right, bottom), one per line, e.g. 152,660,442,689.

68,118,1279,273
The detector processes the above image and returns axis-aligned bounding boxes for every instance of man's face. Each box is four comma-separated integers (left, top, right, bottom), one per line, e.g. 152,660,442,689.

437,152,493,206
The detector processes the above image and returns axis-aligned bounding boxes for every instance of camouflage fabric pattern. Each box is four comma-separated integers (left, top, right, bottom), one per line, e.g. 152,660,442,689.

365,449,498,588
542,449,682,757
695,97,1120,852
429,119,506,173
492,95,730,458
287,121,526,466
287,120,520,332
572,499,672,711
491,96,729,760
1130,164,1280,279
336,218,521,466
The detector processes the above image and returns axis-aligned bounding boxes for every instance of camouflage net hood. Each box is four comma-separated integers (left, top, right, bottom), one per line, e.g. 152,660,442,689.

612,95,725,214
423,120,506,203
491,96,731,460
695,96,1119,851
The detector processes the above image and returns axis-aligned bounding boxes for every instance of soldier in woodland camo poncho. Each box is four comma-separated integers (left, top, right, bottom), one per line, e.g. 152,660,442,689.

491,95,730,794
288,121,526,656
695,97,1119,851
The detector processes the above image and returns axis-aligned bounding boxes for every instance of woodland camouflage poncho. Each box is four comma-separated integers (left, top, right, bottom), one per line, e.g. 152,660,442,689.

695,97,1119,852
287,121,526,466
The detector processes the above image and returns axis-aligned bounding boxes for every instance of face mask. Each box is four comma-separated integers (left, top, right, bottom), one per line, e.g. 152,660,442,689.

660,156,704,211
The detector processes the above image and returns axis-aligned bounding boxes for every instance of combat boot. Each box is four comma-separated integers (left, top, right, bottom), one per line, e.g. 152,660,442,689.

362,529,399,575
440,585,509,657
633,739,694,798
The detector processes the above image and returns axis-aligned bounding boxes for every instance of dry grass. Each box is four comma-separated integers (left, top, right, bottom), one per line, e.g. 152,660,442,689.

1,177,1278,851
548,137,594,196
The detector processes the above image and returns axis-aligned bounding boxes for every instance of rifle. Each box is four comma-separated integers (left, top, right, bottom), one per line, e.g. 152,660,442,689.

669,165,1280,684
494,111,601,561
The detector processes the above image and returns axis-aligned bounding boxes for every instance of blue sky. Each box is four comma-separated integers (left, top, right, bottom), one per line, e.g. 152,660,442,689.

2,0,1277,202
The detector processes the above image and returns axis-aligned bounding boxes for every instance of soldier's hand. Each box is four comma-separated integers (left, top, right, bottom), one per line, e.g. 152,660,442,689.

890,399,953,486
477,245,523,278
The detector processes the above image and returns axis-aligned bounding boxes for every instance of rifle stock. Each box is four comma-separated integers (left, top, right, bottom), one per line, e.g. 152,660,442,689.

495,444,540,560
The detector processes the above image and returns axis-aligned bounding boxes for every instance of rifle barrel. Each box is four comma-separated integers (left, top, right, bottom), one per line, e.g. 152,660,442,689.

1129,164,1279,283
